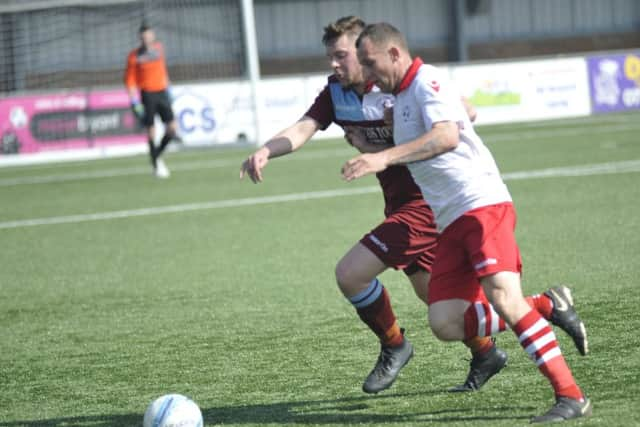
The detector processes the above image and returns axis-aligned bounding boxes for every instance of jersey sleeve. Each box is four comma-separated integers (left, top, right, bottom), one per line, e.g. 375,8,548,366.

304,85,334,130
415,69,464,130
124,51,138,90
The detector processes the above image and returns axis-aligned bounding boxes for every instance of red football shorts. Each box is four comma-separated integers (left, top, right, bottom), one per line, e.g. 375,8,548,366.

360,200,438,275
427,202,522,305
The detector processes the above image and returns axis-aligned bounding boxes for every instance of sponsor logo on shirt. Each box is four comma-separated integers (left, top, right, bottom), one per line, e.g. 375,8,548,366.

355,126,392,145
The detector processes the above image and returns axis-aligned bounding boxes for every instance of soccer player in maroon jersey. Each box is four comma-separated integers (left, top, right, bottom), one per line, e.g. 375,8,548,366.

240,16,507,394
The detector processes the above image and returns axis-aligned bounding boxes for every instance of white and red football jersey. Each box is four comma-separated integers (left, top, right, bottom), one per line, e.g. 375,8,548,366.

393,58,512,231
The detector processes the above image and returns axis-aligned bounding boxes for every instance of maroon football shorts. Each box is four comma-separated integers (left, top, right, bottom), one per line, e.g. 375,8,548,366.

360,201,438,276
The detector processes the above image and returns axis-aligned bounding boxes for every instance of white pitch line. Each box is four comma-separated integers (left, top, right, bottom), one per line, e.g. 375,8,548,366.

1,159,640,230
502,159,640,180
482,122,640,142
0,186,380,230
0,147,355,187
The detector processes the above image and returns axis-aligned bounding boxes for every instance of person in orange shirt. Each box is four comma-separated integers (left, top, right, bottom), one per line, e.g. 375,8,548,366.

124,21,179,178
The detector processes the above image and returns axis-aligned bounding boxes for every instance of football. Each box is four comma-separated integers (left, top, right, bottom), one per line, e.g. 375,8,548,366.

142,394,203,427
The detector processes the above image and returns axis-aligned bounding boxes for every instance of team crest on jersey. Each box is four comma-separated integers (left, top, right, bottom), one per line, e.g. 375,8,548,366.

401,105,411,122
428,80,440,92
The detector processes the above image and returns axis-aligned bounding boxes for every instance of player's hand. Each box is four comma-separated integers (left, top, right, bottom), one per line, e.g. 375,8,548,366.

383,99,394,126
240,147,269,183
341,152,388,181
131,101,145,122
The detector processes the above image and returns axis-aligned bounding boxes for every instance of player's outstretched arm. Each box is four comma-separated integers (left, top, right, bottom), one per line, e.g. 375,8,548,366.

240,116,320,183
342,121,458,181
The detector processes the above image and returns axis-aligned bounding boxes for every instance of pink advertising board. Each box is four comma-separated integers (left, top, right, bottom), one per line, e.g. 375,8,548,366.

0,89,146,155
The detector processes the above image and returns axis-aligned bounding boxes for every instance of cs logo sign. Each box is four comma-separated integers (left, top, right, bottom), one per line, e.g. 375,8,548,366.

172,89,216,137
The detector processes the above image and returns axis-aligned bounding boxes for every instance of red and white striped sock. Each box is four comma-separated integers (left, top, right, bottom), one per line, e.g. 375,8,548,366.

513,309,583,400
464,301,509,339
525,293,553,319
464,293,556,339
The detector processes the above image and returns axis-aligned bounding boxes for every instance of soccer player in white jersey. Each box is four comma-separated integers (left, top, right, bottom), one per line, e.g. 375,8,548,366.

342,22,591,423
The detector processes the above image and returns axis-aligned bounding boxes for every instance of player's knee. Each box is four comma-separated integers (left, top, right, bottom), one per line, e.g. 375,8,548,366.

429,321,457,341
428,309,447,339
335,258,370,297
334,258,356,291
428,306,463,341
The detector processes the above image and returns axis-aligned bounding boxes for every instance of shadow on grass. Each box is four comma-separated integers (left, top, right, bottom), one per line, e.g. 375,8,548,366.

0,392,534,426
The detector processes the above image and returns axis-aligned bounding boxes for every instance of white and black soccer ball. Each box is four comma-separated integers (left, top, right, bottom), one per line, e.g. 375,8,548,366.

142,394,203,427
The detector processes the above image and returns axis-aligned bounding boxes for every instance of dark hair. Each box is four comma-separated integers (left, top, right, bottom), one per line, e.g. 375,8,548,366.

355,22,408,51
322,16,366,46
139,20,151,33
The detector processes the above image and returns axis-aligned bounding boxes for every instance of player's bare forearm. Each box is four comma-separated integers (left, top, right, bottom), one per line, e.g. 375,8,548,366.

240,116,319,183
262,136,294,159
386,121,459,166
359,142,394,153
268,116,320,158
239,138,290,183
341,121,458,181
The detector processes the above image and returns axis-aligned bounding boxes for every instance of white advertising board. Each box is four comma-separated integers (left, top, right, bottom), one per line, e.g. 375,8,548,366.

172,58,592,147
172,73,345,147
171,81,254,145
450,57,591,125
0,55,599,166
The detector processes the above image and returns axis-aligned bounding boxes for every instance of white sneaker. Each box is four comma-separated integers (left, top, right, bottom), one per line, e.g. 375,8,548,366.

154,158,171,178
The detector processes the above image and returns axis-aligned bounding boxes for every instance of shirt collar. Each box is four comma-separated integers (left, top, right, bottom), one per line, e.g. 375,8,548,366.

364,81,375,93
393,57,423,95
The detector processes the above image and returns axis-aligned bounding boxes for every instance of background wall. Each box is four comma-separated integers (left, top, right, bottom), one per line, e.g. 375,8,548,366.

0,0,638,160
255,0,640,74
0,0,638,93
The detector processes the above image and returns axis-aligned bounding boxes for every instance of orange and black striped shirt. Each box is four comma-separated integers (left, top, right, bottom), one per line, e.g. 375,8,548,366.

124,41,169,92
